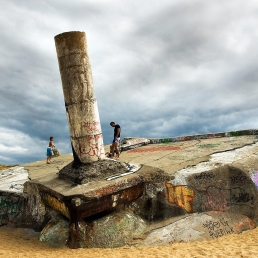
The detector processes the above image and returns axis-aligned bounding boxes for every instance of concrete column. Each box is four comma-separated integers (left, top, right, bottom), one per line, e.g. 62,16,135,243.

54,31,105,164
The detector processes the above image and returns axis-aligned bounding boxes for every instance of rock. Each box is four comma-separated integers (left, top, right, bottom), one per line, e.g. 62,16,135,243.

142,211,255,246
39,216,69,247
82,210,146,248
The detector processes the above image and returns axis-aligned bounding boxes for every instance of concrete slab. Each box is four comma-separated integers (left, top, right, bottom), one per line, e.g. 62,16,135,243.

22,134,258,181
119,135,258,175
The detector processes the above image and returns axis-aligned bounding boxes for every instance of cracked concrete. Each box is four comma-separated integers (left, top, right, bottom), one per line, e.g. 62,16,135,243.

118,135,258,176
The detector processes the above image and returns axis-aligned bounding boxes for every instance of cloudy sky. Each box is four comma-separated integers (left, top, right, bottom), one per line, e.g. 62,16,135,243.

1,0,258,165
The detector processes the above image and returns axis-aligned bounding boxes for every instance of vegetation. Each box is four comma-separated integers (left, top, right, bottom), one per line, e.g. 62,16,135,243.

0,164,17,171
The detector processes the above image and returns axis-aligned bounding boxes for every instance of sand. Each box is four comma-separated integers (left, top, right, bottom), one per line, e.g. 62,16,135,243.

0,226,258,258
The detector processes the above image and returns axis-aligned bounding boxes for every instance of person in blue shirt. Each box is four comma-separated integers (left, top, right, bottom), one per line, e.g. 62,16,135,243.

110,122,121,160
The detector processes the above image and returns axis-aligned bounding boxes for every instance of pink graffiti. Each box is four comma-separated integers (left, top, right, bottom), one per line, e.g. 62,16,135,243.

79,134,105,158
82,121,101,134
252,172,258,188
203,190,229,212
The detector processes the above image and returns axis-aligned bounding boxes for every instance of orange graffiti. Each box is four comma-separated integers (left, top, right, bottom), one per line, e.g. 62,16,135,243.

95,185,116,196
165,182,195,213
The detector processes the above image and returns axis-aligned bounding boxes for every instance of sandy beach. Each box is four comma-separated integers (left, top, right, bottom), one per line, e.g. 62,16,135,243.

0,226,257,258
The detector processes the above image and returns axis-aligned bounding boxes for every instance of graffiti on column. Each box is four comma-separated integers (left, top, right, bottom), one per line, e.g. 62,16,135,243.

165,183,195,213
78,134,105,158
82,121,101,134
0,193,23,226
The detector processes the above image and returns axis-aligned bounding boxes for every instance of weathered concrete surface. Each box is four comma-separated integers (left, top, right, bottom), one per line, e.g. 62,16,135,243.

120,138,150,151
1,130,258,247
119,134,258,175
23,163,152,239
55,31,105,164
58,159,129,184
22,154,73,180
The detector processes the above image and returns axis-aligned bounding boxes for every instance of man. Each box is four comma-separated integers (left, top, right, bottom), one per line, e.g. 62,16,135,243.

110,122,121,159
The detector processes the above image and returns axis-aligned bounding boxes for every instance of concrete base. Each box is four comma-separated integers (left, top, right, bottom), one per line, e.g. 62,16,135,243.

24,162,169,220
58,159,128,184
23,164,168,248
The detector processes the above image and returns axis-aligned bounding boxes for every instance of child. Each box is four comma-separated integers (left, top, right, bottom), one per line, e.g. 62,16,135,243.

46,136,55,164
105,145,117,158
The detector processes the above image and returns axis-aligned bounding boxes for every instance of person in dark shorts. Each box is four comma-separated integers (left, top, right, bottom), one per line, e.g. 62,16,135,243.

110,122,121,159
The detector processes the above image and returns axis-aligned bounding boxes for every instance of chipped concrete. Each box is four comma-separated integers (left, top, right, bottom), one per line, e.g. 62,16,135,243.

0,166,29,193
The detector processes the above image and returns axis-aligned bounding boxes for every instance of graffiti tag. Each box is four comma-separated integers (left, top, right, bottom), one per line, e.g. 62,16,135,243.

0,194,23,226
165,183,195,213
203,217,234,239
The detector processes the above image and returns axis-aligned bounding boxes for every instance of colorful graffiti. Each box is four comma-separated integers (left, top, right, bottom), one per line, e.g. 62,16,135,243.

252,172,258,188
229,131,242,137
128,146,180,153
0,193,23,226
165,183,195,213
42,193,70,219
149,129,258,144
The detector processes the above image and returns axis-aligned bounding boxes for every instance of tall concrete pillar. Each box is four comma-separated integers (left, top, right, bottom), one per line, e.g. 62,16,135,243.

54,31,105,164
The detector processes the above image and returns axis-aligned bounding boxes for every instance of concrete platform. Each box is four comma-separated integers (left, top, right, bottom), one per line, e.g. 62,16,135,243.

22,132,258,222
23,133,258,180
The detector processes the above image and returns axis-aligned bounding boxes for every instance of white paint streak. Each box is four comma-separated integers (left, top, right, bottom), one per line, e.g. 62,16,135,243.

172,142,258,185
0,166,29,193
143,213,211,245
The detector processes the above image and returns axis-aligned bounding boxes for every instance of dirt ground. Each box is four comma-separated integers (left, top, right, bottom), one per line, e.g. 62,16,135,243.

0,226,257,258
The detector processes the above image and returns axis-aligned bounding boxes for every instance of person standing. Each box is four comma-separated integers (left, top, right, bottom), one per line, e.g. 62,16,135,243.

46,136,55,164
110,122,121,160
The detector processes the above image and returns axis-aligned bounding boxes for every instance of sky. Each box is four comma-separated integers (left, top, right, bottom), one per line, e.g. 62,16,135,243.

1,0,258,165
